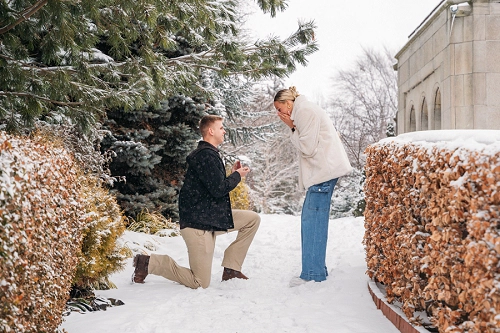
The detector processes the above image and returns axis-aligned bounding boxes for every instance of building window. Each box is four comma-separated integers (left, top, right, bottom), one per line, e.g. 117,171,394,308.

434,88,441,130
421,97,428,130
410,106,416,132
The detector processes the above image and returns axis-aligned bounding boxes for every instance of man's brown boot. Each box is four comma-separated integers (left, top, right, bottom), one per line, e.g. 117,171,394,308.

132,254,150,283
222,267,248,281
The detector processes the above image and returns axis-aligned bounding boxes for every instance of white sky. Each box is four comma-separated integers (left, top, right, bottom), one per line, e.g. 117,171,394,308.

245,0,442,100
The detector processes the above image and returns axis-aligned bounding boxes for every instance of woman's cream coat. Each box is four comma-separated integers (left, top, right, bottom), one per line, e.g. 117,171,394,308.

290,95,353,190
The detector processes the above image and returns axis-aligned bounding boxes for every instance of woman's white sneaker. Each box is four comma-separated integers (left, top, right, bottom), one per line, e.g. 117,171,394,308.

289,277,309,287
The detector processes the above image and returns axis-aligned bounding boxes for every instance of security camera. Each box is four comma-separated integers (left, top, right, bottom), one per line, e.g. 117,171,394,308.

450,2,472,17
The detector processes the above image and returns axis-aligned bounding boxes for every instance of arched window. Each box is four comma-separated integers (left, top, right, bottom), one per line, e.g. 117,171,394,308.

421,97,428,130
410,106,416,132
434,88,441,130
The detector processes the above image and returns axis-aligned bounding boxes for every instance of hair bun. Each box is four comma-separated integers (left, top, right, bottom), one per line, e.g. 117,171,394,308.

289,86,299,98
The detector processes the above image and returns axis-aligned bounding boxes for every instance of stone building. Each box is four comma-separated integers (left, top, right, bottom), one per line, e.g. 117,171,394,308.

394,0,500,135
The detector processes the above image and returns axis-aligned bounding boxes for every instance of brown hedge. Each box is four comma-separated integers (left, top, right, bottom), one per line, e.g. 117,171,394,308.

0,132,85,332
364,140,500,333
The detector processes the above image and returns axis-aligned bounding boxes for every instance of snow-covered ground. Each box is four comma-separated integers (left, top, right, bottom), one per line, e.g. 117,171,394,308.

59,130,500,332
60,214,400,333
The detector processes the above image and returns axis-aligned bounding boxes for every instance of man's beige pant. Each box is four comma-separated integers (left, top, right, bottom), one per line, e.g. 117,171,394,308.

148,209,260,289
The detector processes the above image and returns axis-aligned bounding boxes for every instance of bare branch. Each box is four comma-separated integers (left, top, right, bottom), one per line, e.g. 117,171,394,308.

328,47,398,168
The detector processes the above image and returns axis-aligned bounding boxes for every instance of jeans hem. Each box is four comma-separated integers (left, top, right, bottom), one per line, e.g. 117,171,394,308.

300,273,327,282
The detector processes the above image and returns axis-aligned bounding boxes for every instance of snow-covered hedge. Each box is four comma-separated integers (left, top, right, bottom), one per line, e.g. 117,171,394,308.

0,132,85,332
364,131,500,332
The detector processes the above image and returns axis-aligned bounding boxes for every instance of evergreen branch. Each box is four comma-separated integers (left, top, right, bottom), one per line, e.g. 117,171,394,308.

254,0,288,18
165,43,277,65
0,54,50,69
0,0,318,135
165,49,218,64
0,0,48,35
1,41,307,79
0,53,134,77
0,54,134,80
230,67,287,77
0,55,80,76
0,91,84,106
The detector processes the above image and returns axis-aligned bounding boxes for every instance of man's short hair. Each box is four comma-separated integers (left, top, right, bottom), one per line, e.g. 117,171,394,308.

199,115,223,138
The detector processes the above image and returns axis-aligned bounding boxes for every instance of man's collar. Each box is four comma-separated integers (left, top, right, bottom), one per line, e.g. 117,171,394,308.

198,140,219,151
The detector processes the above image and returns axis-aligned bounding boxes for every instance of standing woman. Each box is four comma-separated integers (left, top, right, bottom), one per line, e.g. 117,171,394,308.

274,86,352,285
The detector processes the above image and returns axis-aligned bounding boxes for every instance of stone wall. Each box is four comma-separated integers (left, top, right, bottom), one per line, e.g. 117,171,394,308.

395,0,500,134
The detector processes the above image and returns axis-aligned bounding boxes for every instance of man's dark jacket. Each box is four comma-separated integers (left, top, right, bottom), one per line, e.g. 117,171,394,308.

178,141,241,231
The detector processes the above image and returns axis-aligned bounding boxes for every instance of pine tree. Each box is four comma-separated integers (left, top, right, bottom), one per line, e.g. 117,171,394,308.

0,0,318,133
100,95,206,220
1,0,319,220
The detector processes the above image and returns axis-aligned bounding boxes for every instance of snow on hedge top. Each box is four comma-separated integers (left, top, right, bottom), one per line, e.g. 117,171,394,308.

378,130,500,155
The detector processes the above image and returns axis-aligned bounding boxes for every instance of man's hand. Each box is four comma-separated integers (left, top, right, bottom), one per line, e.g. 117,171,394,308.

231,160,250,177
236,166,251,177
231,160,241,173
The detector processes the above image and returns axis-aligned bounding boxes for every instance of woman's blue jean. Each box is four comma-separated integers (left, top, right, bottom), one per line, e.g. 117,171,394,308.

300,178,338,282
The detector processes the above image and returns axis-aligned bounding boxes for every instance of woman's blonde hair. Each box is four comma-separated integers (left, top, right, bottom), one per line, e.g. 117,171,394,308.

274,86,300,102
